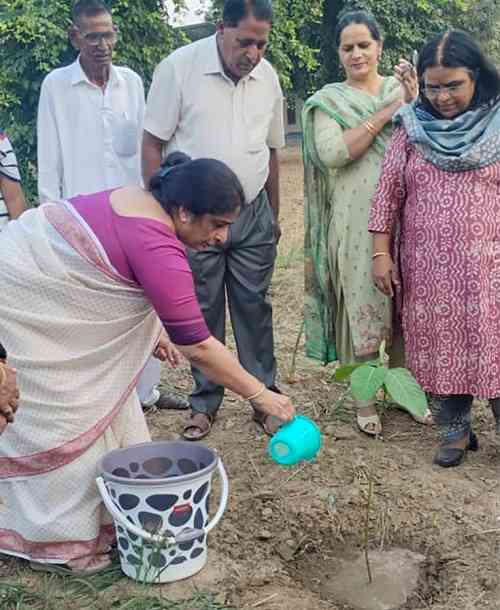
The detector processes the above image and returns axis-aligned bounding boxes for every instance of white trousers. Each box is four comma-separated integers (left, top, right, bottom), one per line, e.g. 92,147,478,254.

136,357,161,406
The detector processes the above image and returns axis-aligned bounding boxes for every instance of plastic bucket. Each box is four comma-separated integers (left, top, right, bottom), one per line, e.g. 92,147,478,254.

96,440,229,583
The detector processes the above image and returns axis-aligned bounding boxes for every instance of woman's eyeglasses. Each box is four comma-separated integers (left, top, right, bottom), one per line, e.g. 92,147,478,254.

422,82,468,99
76,27,118,46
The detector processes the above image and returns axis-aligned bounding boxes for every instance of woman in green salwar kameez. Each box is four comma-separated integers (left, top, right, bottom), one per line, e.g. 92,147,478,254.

302,10,430,435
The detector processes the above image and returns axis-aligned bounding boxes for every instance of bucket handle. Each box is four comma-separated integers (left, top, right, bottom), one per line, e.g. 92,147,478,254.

96,456,229,547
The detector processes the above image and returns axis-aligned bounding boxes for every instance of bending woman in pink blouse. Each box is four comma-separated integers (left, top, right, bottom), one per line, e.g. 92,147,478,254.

0,152,294,573
369,31,500,468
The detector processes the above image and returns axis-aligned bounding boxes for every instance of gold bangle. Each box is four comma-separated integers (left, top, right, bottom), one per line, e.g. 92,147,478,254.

372,252,390,260
245,385,266,402
363,120,377,136
0,364,6,387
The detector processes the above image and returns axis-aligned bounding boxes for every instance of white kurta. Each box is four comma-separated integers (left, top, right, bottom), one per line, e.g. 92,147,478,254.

37,57,145,203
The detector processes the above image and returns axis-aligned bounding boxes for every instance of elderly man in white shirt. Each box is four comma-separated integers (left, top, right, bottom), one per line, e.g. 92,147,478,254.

143,0,285,440
37,0,188,412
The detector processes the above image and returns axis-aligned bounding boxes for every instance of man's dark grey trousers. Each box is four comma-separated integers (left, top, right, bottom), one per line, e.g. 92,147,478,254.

187,190,277,415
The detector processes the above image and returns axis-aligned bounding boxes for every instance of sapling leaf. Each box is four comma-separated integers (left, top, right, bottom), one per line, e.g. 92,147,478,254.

351,364,388,401
335,363,363,381
335,360,380,382
383,368,428,417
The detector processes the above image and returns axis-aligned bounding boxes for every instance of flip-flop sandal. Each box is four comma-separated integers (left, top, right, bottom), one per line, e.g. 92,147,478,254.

356,412,382,437
30,557,112,577
182,412,213,441
253,410,285,436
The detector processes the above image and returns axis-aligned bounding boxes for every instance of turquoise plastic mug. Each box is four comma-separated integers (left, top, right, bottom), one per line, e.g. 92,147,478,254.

268,415,322,466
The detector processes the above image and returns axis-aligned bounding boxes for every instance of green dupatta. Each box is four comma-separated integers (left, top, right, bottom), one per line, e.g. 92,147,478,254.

302,78,400,364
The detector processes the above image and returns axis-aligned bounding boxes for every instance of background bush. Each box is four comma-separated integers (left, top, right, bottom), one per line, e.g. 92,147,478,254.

0,0,184,203
1,0,499,204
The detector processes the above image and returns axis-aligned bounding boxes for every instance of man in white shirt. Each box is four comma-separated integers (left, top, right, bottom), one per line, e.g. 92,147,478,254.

143,0,285,439
37,0,188,412
37,1,144,203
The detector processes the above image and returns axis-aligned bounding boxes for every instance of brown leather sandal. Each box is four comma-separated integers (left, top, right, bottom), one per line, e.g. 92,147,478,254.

182,412,214,441
253,410,285,436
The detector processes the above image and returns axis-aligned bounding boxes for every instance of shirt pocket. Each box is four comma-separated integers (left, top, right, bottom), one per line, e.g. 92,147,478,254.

244,94,273,152
112,115,139,158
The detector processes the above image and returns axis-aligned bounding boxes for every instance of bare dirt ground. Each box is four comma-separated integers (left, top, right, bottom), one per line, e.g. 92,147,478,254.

1,146,500,609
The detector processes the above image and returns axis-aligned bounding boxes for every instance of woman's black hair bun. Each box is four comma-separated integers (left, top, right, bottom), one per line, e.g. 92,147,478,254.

162,151,191,169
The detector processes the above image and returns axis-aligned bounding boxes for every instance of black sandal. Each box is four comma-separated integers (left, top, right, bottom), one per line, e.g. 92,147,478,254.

433,431,478,468
490,399,500,436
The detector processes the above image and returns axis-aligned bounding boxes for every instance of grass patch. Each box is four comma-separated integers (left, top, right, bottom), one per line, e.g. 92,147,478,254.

0,582,46,609
0,576,231,610
0,562,123,609
110,591,232,609
0,557,230,610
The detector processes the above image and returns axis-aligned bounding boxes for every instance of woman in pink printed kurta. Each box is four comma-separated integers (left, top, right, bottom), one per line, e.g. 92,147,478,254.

369,30,500,467
370,127,500,398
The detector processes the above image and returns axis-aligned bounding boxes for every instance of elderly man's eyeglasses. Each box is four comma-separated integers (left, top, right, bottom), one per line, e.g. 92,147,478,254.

76,26,118,46
422,81,468,99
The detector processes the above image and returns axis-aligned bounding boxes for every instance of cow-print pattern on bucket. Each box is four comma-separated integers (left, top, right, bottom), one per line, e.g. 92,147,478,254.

105,463,214,577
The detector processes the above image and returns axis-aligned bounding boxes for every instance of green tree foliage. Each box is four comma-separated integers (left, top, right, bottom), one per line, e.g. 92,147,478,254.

317,0,500,90
207,0,322,92
2,0,499,202
209,0,500,97
0,0,183,202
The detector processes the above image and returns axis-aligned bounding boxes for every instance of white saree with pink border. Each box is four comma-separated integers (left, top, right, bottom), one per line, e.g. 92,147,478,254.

0,202,162,563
